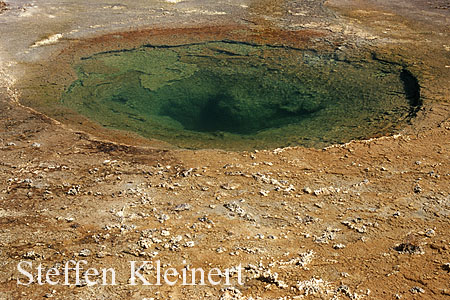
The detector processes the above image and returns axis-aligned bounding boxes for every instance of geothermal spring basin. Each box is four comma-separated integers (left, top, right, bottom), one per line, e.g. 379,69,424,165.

60,41,420,150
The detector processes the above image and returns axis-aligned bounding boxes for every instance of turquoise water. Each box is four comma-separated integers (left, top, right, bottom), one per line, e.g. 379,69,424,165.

61,41,420,150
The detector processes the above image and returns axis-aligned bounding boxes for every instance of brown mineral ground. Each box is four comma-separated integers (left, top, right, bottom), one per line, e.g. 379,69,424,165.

0,0,449,299
0,2,7,13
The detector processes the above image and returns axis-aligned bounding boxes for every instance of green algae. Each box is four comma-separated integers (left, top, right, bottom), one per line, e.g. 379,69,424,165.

61,41,420,150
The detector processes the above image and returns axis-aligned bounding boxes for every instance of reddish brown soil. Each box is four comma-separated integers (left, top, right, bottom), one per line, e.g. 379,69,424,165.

0,0,449,299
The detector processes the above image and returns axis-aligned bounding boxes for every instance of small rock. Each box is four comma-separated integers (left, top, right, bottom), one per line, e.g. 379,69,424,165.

198,216,214,224
23,251,41,260
174,203,191,211
97,251,106,258
221,183,239,190
78,249,92,257
224,201,255,222
44,290,56,298
414,185,422,193
410,286,425,294
333,243,346,249
138,238,153,249
259,189,270,196
31,142,41,148
157,214,170,223
425,229,435,237
303,187,312,194
394,243,423,254
67,185,81,196
442,263,450,272
184,241,195,248
216,247,226,253
255,233,265,239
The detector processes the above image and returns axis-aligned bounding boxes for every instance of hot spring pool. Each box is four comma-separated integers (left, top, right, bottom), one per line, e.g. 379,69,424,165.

61,41,420,150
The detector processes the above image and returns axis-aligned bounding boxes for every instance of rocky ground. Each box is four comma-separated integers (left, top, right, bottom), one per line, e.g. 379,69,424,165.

0,0,449,299
0,2,7,13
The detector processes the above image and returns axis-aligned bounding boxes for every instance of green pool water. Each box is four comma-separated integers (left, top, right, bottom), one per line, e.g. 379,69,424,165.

61,41,420,150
